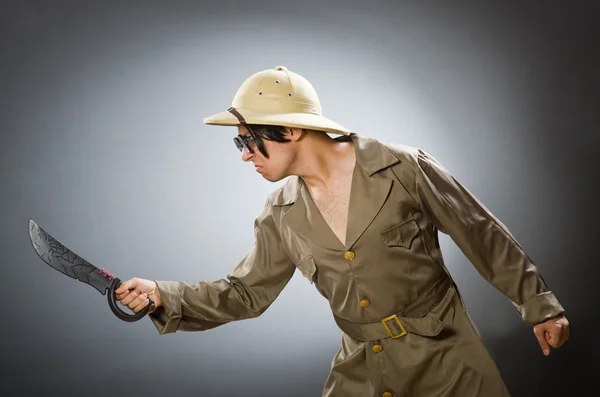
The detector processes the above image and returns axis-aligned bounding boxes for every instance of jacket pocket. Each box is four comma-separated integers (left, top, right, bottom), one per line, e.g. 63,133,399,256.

295,255,317,284
380,218,420,248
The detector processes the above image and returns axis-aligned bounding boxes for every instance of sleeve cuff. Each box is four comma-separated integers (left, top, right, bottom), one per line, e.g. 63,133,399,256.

148,280,183,335
517,291,565,326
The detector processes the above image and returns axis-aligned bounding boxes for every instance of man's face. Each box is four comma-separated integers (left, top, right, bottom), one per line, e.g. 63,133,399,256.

236,125,296,182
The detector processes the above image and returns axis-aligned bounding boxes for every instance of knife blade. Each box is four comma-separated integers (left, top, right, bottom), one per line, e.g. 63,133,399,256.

28,218,153,322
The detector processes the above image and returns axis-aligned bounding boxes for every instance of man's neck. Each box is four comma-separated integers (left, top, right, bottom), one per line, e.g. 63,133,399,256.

294,137,356,191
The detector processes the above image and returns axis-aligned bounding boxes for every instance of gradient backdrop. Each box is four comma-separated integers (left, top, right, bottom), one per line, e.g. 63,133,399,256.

1,1,598,396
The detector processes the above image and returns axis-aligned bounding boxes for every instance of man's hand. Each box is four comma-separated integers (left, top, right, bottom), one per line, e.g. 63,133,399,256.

115,277,162,314
533,314,570,356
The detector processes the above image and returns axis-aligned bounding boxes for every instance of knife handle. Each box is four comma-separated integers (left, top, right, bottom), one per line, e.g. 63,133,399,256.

107,278,154,322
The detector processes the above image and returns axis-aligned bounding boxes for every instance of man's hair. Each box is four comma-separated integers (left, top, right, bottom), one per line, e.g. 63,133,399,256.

246,124,291,158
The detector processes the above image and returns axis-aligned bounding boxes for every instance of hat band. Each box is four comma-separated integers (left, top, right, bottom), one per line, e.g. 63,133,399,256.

227,107,247,125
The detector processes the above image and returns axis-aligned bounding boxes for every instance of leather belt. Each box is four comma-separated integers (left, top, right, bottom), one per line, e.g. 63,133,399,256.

333,273,452,342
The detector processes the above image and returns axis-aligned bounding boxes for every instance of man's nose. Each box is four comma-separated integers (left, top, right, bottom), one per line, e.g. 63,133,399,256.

241,147,253,162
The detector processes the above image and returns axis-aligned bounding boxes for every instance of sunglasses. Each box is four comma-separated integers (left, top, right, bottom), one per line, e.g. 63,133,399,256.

233,134,256,153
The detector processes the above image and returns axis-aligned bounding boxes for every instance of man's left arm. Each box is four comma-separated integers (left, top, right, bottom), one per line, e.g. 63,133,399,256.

413,148,569,356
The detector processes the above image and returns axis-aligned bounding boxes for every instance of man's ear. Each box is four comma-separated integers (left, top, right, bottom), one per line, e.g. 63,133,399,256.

286,127,304,141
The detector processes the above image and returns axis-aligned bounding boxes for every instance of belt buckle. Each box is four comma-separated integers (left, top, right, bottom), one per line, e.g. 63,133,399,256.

382,314,407,339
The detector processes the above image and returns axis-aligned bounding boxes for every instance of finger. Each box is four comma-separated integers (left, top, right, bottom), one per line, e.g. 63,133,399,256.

115,278,138,295
115,289,131,301
120,289,141,306
116,289,138,303
133,298,150,313
533,326,551,356
129,294,147,311
548,324,563,348
557,324,569,347
128,292,148,311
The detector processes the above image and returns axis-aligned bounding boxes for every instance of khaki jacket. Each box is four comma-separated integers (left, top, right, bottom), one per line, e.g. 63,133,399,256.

149,133,565,397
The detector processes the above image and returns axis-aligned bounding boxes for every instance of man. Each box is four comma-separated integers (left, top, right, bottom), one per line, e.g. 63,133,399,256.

115,66,570,396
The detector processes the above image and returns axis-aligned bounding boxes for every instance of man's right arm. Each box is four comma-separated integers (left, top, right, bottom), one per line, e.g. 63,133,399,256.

148,198,296,335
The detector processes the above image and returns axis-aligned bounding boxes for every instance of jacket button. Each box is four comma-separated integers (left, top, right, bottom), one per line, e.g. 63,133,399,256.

372,344,383,353
360,299,370,308
383,392,393,397
344,251,355,260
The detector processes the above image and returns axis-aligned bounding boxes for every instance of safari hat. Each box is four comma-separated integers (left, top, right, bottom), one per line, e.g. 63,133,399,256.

203,66,351,135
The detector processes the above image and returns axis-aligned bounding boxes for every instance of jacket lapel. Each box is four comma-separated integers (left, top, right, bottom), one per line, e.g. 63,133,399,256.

274,133,401,251
344,162,393,249
282,179,346,251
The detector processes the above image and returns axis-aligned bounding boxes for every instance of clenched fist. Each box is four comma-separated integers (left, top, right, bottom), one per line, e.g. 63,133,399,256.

533,314,570,356
115,277,162,314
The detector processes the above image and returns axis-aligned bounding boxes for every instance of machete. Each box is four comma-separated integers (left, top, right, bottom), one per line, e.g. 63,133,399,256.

28,218,154,322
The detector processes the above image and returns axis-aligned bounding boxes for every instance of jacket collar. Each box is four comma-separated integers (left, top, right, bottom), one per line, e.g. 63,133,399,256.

272,133,400,207
271,133,401,251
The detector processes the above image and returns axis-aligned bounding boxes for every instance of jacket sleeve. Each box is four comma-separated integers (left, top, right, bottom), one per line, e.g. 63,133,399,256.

413,148,565,326
147,198,296,335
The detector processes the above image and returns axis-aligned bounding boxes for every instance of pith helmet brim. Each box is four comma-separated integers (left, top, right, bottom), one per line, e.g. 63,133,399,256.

203,108,351,136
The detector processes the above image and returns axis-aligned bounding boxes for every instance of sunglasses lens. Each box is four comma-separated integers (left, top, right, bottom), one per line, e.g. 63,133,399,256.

234,135,255,153
233,137,244,152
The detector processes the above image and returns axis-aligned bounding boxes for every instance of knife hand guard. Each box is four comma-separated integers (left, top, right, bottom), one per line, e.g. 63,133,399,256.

108,278,154,322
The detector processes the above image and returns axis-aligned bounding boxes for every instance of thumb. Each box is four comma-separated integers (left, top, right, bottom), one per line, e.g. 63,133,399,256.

534,326,551,356
115,278,137,294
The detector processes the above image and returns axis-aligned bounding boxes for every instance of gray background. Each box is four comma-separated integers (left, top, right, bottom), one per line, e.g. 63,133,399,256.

1,0,598,396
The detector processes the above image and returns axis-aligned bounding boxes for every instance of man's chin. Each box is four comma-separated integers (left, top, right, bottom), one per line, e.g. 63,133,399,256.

261,173,284,183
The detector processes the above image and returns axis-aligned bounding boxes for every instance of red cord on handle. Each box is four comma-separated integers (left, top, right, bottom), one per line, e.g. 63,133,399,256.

98,268,114,279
